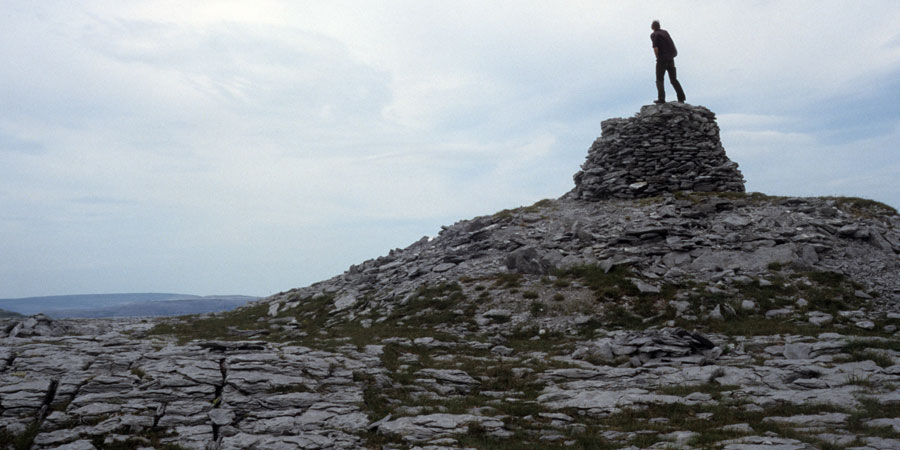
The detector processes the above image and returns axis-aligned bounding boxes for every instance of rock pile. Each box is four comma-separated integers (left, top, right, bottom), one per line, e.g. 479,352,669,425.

2,314,65,338
571,102,745,200
571,328,719,367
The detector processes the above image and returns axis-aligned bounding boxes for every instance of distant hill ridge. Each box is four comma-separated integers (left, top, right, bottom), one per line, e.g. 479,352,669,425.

0,293,257,317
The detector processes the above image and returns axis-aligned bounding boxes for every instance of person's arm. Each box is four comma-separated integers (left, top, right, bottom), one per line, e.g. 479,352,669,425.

654,47,659,58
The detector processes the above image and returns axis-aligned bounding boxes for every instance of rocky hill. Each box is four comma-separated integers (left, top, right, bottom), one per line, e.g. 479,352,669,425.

2,103,900,450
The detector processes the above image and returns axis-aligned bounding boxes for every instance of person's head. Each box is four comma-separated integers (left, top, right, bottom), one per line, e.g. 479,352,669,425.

651,20,661,31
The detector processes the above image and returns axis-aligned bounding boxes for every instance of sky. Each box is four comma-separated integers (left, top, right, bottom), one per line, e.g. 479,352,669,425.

2,1,899,299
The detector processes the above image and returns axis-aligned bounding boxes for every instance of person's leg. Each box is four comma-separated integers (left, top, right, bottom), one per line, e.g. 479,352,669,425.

667,62,686,102
655,61,666,102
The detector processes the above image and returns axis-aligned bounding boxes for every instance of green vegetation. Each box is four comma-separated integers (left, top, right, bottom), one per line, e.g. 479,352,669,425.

148,282,478,348
364,337,587,449
130,367,147,380
148,303,272,344
655,381,739,397
670,270,879,337
550,263,678,329
848,398,900,438
506,325,572,354
555,264,639,299
673,191,781,205
492,198,556,220
0,422,40,450
492,273,523,289
825,196,898,217
846,349,896,369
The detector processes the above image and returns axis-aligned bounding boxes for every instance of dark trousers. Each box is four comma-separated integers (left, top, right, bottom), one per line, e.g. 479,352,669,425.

656,59,686,102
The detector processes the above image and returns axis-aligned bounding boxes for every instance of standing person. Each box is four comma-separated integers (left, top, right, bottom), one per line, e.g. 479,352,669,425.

650,20,686,104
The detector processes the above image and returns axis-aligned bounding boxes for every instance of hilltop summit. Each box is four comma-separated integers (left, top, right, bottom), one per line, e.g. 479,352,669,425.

2,105,900,450
571,103,745,200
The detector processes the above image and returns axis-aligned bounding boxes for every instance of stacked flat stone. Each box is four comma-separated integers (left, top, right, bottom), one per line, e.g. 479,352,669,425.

571,102,745,200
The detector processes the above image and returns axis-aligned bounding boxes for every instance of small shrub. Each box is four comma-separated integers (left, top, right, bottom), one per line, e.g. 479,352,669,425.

850,350,895,368
130,367,147,380
493,273,523,289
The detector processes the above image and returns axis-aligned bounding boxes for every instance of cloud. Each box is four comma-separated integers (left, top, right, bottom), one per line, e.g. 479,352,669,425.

0,131,46,155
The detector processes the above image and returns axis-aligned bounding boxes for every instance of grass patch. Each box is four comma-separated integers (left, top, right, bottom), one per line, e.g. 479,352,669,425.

492,199,556,221
847,349,896,369
655,382,739,398
130,367,147,380
844,339,900,353
506,326,573,354
552,264,679,329
682,315,816,337
149,281,479,348
848,397,900,438
673,191,780,205
148,303,272,344
0,422,40,450
555,264,639,299
675,270,877,337
337,284,472,347
824,196,898,218
595,399,853,449
493,273,524,289
604,305,644,329
456,430,620,450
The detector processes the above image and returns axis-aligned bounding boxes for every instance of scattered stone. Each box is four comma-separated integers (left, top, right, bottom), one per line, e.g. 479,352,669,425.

808,312,833,327
864,418,900,433
483,309,512,321
721,423,754,433
633,280,661,294
783,343,812,360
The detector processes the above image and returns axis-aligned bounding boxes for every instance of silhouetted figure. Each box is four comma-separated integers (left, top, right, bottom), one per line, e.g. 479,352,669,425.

650,20,686,104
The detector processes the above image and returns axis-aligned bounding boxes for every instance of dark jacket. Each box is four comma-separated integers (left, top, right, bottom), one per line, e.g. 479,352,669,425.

651,29,678,60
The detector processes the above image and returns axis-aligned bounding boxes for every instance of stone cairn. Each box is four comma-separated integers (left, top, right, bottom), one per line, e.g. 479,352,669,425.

570,102,745,200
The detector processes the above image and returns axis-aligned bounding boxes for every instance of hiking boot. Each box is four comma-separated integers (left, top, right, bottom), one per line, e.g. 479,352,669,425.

653,99,666,104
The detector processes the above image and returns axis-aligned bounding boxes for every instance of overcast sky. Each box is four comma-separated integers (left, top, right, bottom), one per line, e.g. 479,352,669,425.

2,1,899,299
